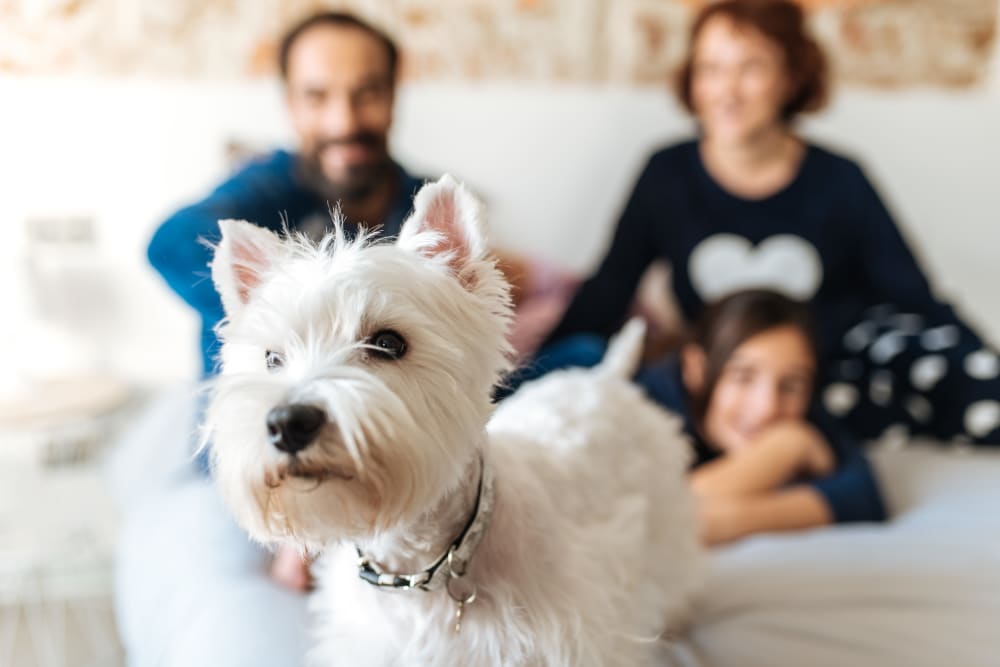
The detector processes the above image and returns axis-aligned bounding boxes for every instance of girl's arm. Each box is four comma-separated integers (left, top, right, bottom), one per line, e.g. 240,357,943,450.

699,486,832,546
690,420,834,498
695,415,887,546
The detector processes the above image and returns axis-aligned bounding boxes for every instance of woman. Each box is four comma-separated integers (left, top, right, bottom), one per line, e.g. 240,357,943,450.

546,0,1000,445
637,290,885,545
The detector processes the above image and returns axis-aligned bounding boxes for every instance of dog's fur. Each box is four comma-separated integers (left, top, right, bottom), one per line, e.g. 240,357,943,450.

205,176,703,666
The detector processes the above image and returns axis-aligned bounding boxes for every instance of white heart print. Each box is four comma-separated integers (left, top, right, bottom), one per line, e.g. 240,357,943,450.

689,234,823,302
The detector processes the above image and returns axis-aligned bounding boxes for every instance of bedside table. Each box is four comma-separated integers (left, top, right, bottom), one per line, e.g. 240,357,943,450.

1,375,134,667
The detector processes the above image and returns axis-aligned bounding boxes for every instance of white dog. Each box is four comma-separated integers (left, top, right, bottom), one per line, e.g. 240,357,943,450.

205,176,703,667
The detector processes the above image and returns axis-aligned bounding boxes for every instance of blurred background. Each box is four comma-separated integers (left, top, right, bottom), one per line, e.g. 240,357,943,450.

0,1,998,666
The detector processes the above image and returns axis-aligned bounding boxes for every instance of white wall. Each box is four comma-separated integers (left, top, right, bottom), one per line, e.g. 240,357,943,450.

2,55,998,387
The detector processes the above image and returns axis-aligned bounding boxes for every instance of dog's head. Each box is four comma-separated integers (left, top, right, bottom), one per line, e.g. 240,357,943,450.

205,176,513,549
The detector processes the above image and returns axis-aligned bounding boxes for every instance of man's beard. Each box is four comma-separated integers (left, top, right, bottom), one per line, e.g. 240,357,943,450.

299,133,392,204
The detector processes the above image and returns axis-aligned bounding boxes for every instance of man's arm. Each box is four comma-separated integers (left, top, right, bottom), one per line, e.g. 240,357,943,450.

148,152,300,317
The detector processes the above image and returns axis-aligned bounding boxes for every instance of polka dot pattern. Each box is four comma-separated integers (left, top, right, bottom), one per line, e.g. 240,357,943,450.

921,325,960,351
823,383,859,417
869,370,894,406
905,395,933,423
844,321,877,352
910,355,947,392
964,401,1000,439
965,349,999,381
827,311,1000,446
869,331,906,364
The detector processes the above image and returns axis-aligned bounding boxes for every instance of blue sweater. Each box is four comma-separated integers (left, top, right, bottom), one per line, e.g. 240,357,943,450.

547,140,973,360
147,150,425,375
636,357,886,524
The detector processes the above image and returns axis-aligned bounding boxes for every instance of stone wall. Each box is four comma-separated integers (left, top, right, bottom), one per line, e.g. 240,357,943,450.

0,0,996,87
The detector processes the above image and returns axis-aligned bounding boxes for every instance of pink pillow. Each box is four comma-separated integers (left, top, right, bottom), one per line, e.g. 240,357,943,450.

507,258,579,361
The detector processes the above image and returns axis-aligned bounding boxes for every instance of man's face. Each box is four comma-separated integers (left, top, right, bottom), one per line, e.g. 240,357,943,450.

285,25,395,201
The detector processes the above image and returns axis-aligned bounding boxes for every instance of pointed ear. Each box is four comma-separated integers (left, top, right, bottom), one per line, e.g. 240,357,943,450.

211,219,283,316
397,175,488,277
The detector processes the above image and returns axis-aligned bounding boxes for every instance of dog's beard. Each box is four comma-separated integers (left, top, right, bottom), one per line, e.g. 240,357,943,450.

264,450,357,489
251,452,380,546
298,132,393,205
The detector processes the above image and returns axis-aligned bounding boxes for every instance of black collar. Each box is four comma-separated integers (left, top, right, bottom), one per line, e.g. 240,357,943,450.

356,455,494,593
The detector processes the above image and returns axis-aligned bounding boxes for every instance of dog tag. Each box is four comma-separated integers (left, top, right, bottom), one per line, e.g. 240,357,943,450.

454,599,466,634
448,578,477,634
446,553,477,634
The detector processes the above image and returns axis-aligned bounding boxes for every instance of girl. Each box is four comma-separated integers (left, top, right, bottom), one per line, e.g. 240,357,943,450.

637,290,885,545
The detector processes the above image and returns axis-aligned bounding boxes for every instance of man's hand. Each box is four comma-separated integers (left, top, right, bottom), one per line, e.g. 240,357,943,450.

270,544,313,592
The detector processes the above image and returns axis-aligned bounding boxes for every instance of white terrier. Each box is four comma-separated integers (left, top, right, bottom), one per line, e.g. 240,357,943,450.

205,176,702,667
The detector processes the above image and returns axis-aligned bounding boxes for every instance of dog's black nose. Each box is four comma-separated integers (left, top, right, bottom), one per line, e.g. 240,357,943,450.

266,404,327,454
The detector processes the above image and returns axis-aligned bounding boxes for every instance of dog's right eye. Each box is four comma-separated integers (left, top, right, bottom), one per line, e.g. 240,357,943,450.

265,350,285,371
368,330,407,360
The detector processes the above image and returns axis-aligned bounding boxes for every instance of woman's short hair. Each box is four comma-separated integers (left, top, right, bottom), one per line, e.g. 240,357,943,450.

687,289,818,421
675,0,829,122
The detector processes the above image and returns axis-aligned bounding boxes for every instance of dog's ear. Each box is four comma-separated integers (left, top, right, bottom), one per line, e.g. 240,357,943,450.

397,175,489,279
212,219,282,316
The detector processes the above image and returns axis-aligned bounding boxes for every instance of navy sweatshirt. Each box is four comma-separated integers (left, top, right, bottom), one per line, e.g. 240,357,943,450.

637,357,886,524
546,140,972,361
147,150,424,375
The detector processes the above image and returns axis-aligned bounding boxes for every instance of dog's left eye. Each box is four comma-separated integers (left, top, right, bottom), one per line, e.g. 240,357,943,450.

265,350,285,371
368,330,407,360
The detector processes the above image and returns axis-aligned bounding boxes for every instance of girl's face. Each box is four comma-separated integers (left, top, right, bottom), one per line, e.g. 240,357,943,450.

690,15,791,146
685,325,815,454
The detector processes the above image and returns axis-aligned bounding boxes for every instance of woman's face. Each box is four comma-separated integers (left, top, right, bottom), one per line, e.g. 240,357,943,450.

688,325,815,454
690,15,791,146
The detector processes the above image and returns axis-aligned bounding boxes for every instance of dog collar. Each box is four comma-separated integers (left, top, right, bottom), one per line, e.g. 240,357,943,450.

356,454,494,593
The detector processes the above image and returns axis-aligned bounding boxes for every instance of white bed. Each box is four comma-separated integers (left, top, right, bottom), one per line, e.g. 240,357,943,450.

673,445,1000,667
109,385,1000,667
